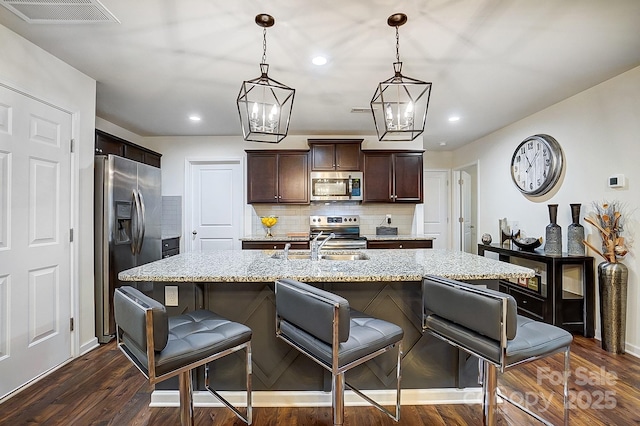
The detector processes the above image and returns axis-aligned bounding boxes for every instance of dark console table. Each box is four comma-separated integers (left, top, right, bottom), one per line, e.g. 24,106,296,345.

478,244,595,337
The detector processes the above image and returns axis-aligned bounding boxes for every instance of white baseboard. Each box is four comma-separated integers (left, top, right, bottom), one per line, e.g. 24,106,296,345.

79,337,99,356
593,335,640,359
150,388,483,408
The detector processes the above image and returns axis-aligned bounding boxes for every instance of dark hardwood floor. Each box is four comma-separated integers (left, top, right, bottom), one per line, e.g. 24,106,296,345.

1,335,638,425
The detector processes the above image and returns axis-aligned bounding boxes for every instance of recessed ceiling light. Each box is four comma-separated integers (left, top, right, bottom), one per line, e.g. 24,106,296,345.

312,56,327,66
448,116,460,122
189,115,201,122
439,141,447,146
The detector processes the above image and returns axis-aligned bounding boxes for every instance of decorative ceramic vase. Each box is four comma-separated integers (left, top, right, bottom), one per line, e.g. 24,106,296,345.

544,204,562,255
567,203,585,256
598,261,628,353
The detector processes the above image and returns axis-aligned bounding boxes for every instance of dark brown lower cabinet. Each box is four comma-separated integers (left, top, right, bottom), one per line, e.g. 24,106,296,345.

242,241,310,250
162,237,180,258
367,240,433,249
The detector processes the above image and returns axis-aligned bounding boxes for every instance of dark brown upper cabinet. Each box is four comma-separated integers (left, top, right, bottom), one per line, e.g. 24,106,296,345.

246,150,310,204
363,150,424,203
307,139,363,171
95,129,162,168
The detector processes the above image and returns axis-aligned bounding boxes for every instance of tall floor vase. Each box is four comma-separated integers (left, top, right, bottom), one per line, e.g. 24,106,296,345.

598,261,628,353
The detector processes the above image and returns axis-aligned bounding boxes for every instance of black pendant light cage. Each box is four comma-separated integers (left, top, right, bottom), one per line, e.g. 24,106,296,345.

237,14,295,143
371,13,432,141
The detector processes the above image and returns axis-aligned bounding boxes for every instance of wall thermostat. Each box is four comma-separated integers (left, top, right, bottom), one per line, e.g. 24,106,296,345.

608,174,625,188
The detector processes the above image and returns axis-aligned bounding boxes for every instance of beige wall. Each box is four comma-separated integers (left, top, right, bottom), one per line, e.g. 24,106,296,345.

1,24,97,354
452,65,640,354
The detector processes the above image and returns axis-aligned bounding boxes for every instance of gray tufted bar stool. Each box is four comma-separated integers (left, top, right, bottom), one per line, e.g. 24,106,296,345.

422,275,573,426
113,286,252,426
275,278,404,426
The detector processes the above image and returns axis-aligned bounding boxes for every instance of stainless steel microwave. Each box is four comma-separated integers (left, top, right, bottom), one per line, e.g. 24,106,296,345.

310,171,363,201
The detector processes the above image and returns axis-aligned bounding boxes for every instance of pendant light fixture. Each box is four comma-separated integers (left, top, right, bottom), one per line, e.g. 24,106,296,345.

371,13,432,141
237,14,295,143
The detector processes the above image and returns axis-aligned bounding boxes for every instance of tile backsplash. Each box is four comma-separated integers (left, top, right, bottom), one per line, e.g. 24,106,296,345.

251,203,417,236
162,196,182,237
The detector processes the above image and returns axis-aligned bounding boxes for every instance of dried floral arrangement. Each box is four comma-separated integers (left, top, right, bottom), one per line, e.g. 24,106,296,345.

583,201,629,263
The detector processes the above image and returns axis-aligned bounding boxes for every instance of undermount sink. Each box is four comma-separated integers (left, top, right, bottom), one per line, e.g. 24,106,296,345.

320,253,369,261
270,251,369,261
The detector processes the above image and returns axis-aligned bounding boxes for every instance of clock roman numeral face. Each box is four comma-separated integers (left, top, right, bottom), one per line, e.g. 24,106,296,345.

510,135,563,196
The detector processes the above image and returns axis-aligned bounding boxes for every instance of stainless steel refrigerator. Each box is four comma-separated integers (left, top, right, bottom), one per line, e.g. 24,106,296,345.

94,155,162,343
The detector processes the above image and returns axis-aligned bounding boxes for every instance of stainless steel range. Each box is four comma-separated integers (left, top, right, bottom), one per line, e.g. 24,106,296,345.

309,215,367,249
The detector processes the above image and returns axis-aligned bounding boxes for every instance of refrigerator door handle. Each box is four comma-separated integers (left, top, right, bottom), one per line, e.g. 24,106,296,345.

132,189,143,255
137,190,147,254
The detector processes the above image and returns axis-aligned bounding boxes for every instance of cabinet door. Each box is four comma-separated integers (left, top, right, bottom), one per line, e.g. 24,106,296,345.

278,152,309,203
123,144,146,163
367,240,433,249
335,143,361,171
247,152,278,203
394,152,423,203
95,132,124,156
144,152,162,168
363,152,393,202
242,241,309,250
310,143,336,170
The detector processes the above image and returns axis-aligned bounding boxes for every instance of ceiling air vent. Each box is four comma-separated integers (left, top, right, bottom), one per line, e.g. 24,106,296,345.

0,0,120,24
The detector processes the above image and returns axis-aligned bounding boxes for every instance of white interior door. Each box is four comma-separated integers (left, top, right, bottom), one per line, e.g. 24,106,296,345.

461,170,473,253
187,160,243,251
0,85,72,399
423,170,450,249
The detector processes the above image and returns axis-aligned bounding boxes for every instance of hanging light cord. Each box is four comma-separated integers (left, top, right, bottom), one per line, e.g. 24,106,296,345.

261,27,268,65
395,25,401,63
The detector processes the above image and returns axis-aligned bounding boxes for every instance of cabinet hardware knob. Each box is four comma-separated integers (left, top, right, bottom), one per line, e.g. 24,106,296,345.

399,244,403,248
192,230,197,235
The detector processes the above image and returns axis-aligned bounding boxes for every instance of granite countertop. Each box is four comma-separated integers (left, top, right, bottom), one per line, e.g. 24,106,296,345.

162,233,181,240
240,235,310,242
119,248,533,283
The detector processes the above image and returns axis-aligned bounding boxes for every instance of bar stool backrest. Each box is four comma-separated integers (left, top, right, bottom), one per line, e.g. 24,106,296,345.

114,286,169,354
276,279,350,344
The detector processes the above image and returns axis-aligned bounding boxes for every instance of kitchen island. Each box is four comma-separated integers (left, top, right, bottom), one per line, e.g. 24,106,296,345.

119,249,533,406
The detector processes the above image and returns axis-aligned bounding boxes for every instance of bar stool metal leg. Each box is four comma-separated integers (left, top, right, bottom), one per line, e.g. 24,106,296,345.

179,370,194,426
332,372,345,426
482,362,498,426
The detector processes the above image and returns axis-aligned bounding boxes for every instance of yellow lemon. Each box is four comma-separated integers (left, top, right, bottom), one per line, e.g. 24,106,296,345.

261,217,277,227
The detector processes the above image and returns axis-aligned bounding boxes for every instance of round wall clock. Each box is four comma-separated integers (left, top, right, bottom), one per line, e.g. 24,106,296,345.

510,134,563,196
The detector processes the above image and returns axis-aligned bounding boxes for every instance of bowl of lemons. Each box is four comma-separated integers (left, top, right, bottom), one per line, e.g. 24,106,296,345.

260,216,278,237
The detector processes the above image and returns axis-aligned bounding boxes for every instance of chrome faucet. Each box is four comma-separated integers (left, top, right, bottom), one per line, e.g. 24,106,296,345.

311,232,335,260
283,243,291,260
